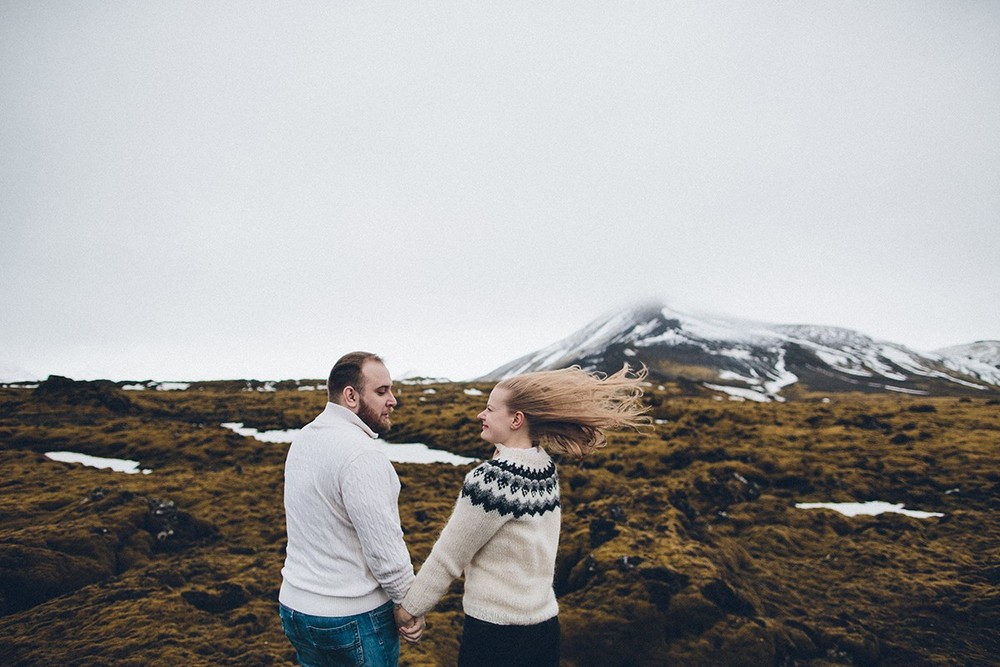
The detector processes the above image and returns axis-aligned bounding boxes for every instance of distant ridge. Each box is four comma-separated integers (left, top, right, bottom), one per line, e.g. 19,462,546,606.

0,364,41,384
480,303,1000,401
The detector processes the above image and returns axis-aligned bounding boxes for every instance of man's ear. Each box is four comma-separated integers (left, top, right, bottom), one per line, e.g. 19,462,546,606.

341,386,360,409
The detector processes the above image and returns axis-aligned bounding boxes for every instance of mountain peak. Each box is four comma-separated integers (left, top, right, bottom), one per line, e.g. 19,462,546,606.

480,305,998,400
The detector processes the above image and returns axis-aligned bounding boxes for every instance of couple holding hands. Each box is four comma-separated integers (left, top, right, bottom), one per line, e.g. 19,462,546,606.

278,351,648,666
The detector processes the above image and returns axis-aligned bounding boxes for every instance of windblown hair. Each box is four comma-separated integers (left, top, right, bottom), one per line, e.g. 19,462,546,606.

497,364,650,459
328,351,384,401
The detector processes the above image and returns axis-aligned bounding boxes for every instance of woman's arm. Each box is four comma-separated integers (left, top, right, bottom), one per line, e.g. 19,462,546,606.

400,473,511,616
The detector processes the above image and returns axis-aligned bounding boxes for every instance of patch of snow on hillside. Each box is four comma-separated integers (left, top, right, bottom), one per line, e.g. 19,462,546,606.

704,383,771,402
859,352,908,381
220,423,477,465
222,422,299,443
879,346,937,377
933,371,989,390
156,382,191,391
775,325,876,349
502,346,571,376
945,360,999,385
675,312,778,346
634,329,689,347
629,318,663,339
936,341,1000,365
762,349,797,397
796,501,943,519
380,444,478,466
883,385,929,395
124,381,194,391
814,350,875,377
577,312,635,351
46,451,152,475
876,343,990,389
718,370,761,385
935,342,1000,386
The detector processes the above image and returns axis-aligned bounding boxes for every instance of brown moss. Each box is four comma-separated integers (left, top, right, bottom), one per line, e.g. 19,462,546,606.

0,384,998,665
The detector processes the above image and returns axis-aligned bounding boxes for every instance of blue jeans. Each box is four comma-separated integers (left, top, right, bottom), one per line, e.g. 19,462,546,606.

279,601,400,667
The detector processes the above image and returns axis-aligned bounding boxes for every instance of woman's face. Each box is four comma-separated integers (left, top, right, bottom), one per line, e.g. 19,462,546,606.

477,387,516,444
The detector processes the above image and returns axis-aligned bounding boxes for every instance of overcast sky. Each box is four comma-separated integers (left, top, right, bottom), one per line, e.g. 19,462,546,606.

3,1,998,382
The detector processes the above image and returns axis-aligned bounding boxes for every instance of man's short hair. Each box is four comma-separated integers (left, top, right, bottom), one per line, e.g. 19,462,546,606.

328,352,384,400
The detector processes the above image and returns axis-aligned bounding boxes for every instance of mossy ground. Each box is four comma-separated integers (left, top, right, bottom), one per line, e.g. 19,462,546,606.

0,379,997,666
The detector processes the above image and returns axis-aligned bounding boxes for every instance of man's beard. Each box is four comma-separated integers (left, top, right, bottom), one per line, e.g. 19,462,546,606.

358,398,391,435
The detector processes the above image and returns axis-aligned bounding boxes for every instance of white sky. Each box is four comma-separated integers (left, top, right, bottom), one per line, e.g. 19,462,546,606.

2,1,999,382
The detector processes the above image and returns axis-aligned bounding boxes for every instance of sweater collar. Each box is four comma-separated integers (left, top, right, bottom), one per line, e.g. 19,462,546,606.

319,401,378,439
493,442,550,466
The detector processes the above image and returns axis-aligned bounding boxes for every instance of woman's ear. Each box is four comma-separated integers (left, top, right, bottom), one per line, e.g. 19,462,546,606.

511,411,525,430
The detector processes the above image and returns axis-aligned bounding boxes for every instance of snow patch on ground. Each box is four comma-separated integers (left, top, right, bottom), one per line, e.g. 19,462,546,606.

46,451,152,475
795,500,943,519
220,423,477,465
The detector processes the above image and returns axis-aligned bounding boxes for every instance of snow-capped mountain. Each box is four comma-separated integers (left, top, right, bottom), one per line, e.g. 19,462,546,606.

480,304,999,401
933,341,1000,386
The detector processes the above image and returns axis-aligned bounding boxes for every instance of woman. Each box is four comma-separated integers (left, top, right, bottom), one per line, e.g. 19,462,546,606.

396,365,649,666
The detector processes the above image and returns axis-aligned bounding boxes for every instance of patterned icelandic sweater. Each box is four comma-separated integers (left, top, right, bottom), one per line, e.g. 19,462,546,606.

401,443,561,625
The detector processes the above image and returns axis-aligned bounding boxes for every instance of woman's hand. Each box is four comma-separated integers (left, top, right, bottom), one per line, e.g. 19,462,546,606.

394,604,425,643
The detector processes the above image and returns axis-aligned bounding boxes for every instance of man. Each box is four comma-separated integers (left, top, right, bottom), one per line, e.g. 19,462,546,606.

279,351,425,666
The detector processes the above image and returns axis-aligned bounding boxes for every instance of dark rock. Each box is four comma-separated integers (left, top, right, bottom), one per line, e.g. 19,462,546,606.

33,376,132,414
835,413,892,432
608,505,627,522
616,555,642,572
143,498,218,551
566,554,601,592
589,517,619,548
665,591,725,638
0,542,115,615
702,579,756,617
641,567,690,612
181,583,248,613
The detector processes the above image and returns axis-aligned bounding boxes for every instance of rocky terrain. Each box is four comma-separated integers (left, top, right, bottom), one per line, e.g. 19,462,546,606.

1,376,998,665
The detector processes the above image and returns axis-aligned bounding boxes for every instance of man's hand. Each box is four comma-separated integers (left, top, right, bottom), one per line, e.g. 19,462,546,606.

394,605,425,643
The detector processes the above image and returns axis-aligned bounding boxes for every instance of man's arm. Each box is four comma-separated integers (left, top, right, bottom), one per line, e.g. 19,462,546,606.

341,451,415,602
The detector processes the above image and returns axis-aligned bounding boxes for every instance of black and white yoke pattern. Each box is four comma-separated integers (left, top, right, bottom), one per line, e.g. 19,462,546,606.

462,456,560,518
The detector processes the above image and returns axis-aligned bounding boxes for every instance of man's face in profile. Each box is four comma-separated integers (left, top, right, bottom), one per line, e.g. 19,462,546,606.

356,361,396,434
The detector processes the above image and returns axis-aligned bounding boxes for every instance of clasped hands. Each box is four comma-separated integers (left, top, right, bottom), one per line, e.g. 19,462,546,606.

393,605,425,643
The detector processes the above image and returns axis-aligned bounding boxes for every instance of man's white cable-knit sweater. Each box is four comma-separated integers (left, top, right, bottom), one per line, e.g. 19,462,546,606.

402,443,561,625
279,402,414,617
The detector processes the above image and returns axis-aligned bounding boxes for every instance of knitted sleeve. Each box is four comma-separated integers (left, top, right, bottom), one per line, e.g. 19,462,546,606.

400,461,518,616
341,450,415,603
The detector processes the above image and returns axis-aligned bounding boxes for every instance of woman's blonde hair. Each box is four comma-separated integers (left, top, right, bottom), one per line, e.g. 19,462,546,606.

496,364,650,458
